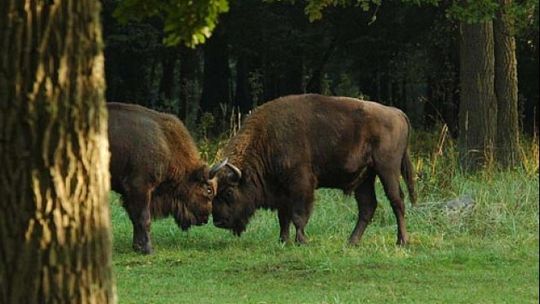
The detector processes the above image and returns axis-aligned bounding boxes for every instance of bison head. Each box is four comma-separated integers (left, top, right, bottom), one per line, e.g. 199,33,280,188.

171,159,228,230
212,162,258,236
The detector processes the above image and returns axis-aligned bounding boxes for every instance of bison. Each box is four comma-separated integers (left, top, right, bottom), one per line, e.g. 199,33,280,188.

108,103,227,254
212,94,416,246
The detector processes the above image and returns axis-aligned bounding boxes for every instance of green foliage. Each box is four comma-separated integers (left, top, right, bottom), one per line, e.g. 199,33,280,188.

275,0,440,21
282,0,536,28
399,0,439,6
446,0,499,23
510,0,538,35
113,0,229,47
446,0,537,27
198,112,216,140
303,0,379,21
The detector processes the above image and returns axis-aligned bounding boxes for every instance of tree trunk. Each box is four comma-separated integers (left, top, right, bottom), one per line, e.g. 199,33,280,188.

280,48,304,96
494,0,521,167
200,27,231,115
103,22,157,106
159,47,178,103
458,21,497,171
0,1,115,303
306,36,338,94
178,46,199,122
234,55,252,113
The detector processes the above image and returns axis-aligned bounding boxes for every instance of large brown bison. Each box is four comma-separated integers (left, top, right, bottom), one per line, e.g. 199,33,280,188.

108,103,227,254
212,94,416,245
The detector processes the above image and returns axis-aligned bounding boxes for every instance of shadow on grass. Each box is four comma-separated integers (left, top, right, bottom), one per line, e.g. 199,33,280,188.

113,229,239,256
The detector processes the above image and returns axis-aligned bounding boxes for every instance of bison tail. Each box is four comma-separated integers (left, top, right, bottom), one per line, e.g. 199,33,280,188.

401,150,417,206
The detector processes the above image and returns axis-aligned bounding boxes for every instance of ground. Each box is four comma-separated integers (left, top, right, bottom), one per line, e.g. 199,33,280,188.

111,168,539,303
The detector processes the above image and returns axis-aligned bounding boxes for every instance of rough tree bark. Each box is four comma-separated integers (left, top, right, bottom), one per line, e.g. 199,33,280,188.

0,1,115,303
458,21,497,171
494,0,521,167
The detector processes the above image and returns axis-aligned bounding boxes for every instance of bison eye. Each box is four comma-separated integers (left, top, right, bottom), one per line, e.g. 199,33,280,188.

206,187,213,196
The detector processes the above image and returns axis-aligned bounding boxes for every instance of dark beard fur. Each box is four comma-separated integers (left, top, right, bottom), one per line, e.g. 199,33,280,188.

178,220,192,231
232,221,246,236
174,203,194,231
230,201,259,236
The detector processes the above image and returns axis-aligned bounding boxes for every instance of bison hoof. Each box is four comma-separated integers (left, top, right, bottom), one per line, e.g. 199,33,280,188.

133,243,153,255
396,238,408,246
295,236,308,245
347,238,360,246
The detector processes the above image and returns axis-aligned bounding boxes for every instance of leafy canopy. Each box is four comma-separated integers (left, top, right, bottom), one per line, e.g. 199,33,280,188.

273,0,535,26
114,0,229,47
113,0,535,47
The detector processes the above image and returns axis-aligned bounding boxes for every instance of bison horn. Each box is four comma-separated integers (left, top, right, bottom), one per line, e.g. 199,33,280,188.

209,158,228,178
226,162,242,181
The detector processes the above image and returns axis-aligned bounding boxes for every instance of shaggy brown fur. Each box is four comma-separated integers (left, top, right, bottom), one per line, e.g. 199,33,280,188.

108,102,217,254
213,94,416,245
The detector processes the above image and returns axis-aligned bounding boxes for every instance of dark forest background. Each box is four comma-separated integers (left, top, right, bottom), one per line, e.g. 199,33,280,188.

101,0,538,137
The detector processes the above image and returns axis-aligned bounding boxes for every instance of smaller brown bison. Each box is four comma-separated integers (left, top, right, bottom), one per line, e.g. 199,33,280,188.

108,103,227,254
212,94,416,246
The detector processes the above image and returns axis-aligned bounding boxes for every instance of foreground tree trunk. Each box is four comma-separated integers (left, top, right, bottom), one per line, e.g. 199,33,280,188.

494,0,521,167
458,21,497,171
0,1,115,303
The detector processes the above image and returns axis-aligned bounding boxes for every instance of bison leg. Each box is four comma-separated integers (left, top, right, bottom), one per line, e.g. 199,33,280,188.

377,168,408,246
292,213,309,244
278,208,291,243
290,192,314,245
286,167,315,244
349,171,378,245
126,189,153,254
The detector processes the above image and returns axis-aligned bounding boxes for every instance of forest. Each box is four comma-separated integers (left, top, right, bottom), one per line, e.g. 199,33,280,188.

102,0,538,137
0,0,538,303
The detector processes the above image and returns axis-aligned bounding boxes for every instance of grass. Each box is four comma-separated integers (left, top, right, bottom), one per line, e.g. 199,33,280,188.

111,133,539,303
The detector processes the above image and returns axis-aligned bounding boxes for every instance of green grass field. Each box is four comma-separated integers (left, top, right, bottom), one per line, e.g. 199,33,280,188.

111,165,539,303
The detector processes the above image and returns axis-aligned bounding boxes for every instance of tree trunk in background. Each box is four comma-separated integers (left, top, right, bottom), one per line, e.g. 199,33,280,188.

0,1,115,303
458,21,497,171
234,55,252,113
306,36,338,94
178,47,199,121
280,48,304,96
103,33,155,106
159,47,178,104
448,77,461,138
494,0,521,167
424,79,439,128
200,28,231,115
